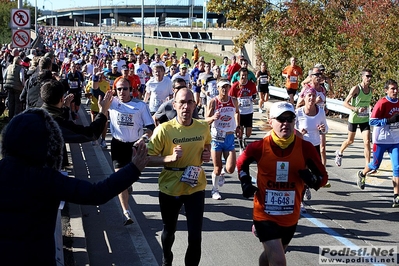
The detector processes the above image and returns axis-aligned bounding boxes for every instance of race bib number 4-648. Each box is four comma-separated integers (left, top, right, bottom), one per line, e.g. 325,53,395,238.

265,189,295,215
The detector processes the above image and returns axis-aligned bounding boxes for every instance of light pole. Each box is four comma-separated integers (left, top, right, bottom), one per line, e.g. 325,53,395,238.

141,0,144,49
99,0,102,33
43,0,53,26
115,1,124,26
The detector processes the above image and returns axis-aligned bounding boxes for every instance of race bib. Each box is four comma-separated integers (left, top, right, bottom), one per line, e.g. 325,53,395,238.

265,189,295,215
239,98,251,107
117,113,134,127
180,166,202,187
260,77,268,84
357,107,369,117
69,81,78,89
211,127,226,142
289,76,298,83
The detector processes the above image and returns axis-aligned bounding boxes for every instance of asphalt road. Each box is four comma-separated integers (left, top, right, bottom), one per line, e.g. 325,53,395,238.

64,98,399,266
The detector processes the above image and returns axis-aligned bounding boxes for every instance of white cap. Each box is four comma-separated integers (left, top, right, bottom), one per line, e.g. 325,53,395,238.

217,80,230,87
269,102,295,118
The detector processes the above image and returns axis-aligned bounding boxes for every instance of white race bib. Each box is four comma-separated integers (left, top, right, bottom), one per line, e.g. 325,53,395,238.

211,127,226,142
265,189,295,215
180,166,202,187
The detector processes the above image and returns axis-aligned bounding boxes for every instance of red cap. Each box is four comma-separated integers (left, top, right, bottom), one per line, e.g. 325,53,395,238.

128,63,135,69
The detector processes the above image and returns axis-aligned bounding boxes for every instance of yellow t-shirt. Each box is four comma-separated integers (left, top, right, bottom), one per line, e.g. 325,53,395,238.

85,80,110,112
147,118,211,196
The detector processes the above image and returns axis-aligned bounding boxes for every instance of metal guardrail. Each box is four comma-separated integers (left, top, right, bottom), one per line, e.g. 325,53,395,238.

269,85,351,116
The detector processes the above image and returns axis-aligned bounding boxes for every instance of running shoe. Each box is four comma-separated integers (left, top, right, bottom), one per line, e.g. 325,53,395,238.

258,108,263,113
300,202,307,213
323,182,332,188
211,189,222,200
334,150,342,167
123,211,134,226
100,138,107,148
305,187,312,200
392,196,399,208
357,171,366,190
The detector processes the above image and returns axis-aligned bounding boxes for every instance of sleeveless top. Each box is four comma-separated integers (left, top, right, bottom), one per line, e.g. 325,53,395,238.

349,84,372,124
212,96,237,133
253,136,306,226
257,70,269,90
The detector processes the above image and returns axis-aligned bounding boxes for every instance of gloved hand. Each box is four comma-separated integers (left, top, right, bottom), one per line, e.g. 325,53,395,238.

298,169,322,191
387,113,399,124
239,171,257,198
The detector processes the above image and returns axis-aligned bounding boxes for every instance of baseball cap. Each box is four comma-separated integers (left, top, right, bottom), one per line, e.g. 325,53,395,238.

314,63,325,71
217,79,230,87
128,63,135,69
269,102,295,119
121,65,128,71
180,63,188,69
112,62,118,68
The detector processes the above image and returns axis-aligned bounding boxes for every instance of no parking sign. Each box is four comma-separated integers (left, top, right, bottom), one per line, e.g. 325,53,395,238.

12,29,31,48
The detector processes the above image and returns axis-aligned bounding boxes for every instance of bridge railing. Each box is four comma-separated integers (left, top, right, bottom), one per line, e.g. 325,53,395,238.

269,85,351,116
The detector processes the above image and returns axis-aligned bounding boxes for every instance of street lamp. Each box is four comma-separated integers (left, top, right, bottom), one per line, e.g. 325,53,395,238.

115,1,124,26
43,0,53,26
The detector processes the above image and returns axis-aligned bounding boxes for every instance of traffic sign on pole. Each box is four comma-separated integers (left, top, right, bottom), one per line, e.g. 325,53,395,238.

12,29,31,48
11,9,31,29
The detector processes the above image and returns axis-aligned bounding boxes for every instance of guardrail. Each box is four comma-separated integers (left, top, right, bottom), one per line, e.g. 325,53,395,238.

269,85,351,116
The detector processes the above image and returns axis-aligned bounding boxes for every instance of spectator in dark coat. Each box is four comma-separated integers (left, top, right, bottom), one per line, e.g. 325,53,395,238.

0,108,149,265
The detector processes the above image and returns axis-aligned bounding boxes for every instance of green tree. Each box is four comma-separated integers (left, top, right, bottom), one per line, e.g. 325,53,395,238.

208,0,399,103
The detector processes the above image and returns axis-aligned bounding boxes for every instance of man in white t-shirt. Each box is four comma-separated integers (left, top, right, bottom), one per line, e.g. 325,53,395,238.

112,52,126,73
109,77,155,225
135,54,151,96
144,64,173,115
171,63,191,89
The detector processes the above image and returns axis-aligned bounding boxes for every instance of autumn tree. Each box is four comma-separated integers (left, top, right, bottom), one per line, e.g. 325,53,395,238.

208,0,399,102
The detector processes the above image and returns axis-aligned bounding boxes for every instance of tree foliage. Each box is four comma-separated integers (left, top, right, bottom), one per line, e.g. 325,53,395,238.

208,0,399,102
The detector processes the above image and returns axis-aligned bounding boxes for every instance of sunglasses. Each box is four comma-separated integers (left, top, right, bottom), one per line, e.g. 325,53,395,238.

116,87,129,91
275,116,295,123
365,75,372,78
312,73,322,77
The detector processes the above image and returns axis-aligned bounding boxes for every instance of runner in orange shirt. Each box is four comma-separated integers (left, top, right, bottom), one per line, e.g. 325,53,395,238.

236,101,328,266
282,57,303,105
112,64,141,99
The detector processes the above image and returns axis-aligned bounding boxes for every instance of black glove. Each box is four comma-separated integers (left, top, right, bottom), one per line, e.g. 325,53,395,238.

239,171,257,198
298,169,322,191
387,113,399,124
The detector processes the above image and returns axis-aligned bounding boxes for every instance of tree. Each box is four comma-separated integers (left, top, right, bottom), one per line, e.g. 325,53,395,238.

208,0,399,103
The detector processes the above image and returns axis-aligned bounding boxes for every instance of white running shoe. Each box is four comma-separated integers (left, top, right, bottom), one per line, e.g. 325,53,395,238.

211,189,222,200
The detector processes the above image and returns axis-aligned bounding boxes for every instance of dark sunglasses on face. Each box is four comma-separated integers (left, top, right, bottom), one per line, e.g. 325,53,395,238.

116,87,129,91
365,75,372,78
275,116,295,123
312,73,322,77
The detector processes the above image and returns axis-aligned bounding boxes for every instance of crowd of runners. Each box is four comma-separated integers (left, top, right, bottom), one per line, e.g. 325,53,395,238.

1,26,399,266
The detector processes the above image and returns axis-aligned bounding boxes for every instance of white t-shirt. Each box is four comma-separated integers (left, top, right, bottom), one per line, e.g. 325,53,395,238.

295,106,328,146
171,72,191,86
145,77,173,112
112,59,126,73
135,63,150,84
109,97,154,142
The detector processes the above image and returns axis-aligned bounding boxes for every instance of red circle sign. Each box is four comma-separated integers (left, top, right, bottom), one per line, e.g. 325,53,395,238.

12,30,30,48
13,10,29,27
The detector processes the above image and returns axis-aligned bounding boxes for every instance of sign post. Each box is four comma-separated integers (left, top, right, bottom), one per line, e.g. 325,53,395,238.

10,9,31,48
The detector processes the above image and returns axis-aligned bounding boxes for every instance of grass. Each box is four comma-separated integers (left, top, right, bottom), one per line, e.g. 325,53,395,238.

119,40,225,66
